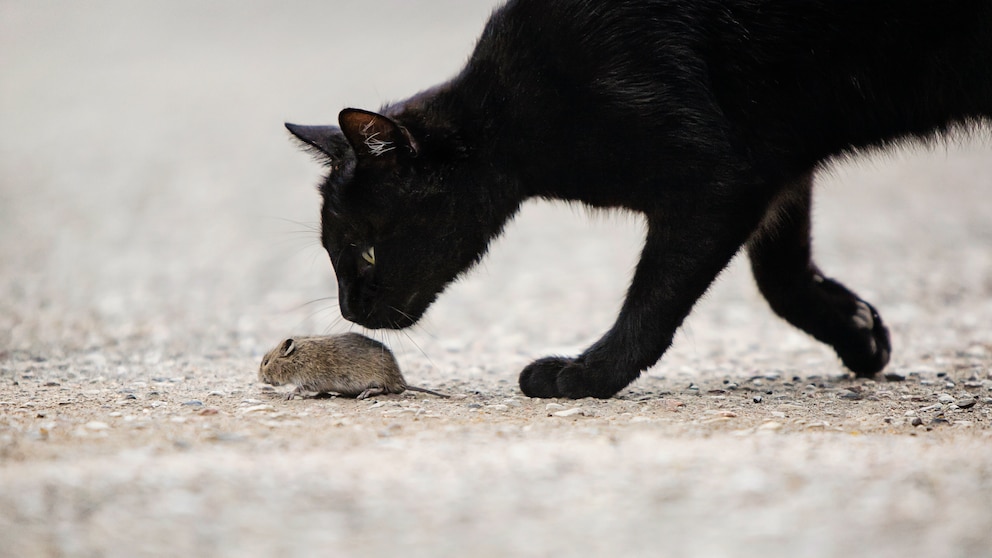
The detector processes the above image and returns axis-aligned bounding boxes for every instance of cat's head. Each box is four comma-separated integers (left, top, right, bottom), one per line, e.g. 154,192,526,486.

286,108,508,329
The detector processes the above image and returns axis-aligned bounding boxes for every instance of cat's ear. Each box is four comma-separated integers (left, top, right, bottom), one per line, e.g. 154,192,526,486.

338,108,418,163
285,123,351,166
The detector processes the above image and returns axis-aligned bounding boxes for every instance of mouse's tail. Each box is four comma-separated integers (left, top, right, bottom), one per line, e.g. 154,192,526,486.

405,385,450,398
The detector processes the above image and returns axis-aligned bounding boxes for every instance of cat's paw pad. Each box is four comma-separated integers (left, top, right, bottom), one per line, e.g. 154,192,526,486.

851,301,875,332
837,299,891,377
519,357,620,399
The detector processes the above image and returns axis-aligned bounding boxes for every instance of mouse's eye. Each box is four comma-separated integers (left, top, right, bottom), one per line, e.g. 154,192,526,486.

361,246,376,266
262,357,269,367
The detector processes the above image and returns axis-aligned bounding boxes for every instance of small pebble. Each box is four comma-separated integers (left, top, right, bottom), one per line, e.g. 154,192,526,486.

553,408,585,418
545,403,566,412
838,390,863,401
955,398,977,409
85,421,109,431
911,417,924,427
883,372,906,382
938,394,955,405
182,400,204,407
753,396,763,403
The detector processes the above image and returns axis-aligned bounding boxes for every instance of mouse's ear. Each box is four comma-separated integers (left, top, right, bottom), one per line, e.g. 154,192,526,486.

280,339,296,357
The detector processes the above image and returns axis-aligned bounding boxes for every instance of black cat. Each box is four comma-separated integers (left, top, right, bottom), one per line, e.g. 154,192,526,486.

286,0,992,399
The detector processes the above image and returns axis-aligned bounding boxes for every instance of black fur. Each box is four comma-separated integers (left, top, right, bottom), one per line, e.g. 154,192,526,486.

286,0,992,398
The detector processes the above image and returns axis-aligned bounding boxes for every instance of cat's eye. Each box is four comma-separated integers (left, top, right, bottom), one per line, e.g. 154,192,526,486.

361,246,376,266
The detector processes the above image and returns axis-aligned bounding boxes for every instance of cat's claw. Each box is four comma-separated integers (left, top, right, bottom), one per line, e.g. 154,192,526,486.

519,356,624,399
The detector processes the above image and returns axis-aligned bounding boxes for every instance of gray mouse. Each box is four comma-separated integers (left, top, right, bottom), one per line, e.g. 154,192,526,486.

258,333,449,399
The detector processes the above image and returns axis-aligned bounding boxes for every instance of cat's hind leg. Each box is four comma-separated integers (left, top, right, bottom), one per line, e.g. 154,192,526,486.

747,173,891,376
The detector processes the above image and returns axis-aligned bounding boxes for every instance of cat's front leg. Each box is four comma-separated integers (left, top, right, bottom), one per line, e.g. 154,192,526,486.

519,202,765,399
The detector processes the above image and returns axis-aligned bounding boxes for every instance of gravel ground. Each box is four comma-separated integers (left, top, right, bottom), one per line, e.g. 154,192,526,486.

2,2,991,557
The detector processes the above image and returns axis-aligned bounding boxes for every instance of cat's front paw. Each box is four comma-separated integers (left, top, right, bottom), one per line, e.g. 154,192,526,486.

519,356,622,399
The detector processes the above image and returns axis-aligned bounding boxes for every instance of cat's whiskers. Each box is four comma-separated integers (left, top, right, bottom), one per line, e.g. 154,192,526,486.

269,216,321,234
299,303,341,333
321,315,346,335
383,305,436,368
291,296,339,312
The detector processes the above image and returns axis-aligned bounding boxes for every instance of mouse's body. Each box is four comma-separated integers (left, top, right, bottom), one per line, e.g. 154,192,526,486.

258,333,448,399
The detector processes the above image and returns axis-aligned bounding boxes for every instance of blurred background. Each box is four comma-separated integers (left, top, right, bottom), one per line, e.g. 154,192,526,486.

1,0,508,359
1,0,990,374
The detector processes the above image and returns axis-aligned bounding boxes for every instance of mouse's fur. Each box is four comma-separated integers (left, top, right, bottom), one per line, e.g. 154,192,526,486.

258,333,447,399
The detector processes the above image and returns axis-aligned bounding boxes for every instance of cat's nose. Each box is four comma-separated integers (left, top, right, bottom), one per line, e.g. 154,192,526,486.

338,292,357,323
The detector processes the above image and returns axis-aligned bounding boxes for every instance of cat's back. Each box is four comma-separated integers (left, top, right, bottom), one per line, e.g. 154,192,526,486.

494,0,992,69
485,0,992,169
